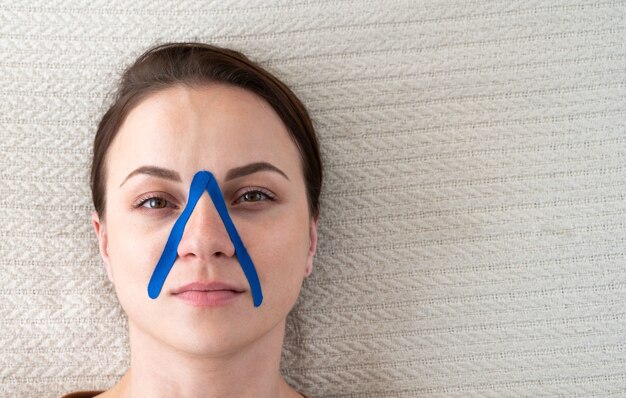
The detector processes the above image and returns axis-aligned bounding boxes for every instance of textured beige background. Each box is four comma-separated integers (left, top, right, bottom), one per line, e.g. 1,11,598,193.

1,1,625,397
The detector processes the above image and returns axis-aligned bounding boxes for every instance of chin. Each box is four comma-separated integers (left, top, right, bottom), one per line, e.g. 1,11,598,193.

125,290,292,358
168,326,257,357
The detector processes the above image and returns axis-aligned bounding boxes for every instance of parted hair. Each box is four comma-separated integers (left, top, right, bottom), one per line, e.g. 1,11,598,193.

91,42,322,219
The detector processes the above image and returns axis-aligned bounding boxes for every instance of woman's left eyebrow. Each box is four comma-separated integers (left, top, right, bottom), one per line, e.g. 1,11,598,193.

224,161,290,182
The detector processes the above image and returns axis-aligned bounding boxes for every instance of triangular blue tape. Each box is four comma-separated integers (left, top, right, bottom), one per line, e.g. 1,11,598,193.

147,170,263,307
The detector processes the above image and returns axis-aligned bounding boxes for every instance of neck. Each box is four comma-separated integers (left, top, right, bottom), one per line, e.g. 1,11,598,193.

114,319,297,398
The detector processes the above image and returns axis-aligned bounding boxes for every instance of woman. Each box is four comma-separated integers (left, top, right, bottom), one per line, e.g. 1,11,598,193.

62,42,322,398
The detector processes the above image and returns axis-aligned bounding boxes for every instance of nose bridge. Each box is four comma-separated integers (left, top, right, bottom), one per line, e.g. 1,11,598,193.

180,190,233,255
187,191,221,230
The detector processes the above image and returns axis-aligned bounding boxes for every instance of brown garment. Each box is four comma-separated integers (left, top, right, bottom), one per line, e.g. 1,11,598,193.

60,392,104,398
61,391,309,398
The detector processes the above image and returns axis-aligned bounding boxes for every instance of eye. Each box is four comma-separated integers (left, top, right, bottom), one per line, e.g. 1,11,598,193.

133,193,176,211
141,197,169,209
241,191,266,202
233,188,275,205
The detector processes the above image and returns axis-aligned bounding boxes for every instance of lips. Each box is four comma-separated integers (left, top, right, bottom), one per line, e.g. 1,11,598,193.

172,281,245,307
172,281,245,295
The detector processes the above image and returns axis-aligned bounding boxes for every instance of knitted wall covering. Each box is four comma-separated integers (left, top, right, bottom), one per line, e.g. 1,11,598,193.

1,1,625,397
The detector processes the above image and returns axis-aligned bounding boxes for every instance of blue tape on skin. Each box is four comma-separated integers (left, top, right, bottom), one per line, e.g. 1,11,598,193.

147,170,263,307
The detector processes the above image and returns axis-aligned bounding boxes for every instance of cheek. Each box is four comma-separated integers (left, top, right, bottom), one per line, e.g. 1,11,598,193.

106,216,169,298
239,209,311,292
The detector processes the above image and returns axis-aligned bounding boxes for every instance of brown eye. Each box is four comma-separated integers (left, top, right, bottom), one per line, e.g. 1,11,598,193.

142,197,169,209
242,191,266,202
234,189,275,205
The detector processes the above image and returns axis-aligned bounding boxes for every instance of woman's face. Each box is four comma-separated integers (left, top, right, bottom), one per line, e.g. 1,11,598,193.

92,84,317,356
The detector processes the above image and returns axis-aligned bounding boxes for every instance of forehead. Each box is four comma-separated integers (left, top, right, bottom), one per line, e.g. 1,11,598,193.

106,84,302,184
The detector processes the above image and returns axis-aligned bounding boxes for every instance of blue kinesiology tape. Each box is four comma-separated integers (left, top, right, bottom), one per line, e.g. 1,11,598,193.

147,170,263,307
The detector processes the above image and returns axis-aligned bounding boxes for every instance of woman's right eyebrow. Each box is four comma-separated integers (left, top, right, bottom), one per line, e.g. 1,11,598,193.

119,166,181,187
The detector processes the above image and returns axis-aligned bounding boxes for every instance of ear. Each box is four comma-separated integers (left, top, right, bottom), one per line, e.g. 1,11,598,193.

304,216,318,278
91,211,114,283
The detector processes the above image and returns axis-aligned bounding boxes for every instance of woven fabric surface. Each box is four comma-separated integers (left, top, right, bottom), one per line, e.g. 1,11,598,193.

1,1,625,397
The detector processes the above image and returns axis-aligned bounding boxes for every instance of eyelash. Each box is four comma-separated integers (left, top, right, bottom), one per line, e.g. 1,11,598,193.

133,193,176,211
233,187,276,205
134,187,276,210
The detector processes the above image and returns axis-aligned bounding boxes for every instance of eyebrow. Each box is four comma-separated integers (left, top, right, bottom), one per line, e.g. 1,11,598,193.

226,162,289,182
120,166,181,187
119,162,289,187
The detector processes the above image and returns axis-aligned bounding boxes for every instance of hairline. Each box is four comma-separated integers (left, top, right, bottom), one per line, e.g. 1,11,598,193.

97,81,316,222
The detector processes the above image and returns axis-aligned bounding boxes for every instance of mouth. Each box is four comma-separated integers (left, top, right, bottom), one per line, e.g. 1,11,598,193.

172,281,245,307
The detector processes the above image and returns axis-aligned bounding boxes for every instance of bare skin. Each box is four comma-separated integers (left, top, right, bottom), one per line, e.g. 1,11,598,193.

92,84,316,398
94,319,304,398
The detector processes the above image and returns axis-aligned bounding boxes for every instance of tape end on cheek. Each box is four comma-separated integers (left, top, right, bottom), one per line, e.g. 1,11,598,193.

147,283,161,299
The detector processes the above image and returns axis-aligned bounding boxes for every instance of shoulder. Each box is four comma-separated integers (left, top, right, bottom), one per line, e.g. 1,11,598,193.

59,391,105,398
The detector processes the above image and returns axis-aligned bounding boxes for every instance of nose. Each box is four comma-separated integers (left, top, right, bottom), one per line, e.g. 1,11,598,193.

177,192,236,260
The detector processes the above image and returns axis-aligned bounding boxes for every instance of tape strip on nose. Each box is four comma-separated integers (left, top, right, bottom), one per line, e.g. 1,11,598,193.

147,170,263,307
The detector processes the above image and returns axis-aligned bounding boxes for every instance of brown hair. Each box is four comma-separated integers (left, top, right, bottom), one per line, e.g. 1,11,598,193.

91,42,322,219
